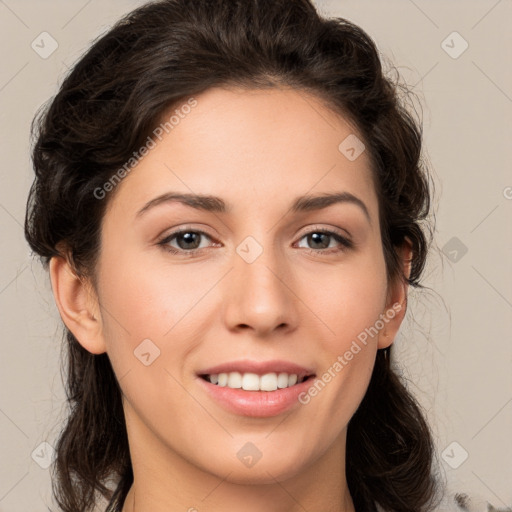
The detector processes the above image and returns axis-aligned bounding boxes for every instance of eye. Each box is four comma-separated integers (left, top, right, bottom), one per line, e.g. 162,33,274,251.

295,228,353,255
157,226,353,257
158,229,217,256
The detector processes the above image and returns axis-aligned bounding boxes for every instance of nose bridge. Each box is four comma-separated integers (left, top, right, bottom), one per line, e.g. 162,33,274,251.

223,232,298,334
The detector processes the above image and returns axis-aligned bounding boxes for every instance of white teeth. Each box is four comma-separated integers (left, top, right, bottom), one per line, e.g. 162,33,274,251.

227,371,242,388
260,373,278,391
242,372,260,391
277,372,289,388
217,373,228,387
207,372,303,391
288,374,298,386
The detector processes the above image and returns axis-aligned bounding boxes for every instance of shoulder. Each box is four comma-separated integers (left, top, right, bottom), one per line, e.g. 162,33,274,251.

374,492,511,512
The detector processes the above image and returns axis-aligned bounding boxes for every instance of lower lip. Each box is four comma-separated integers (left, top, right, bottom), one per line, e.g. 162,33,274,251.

197,376,315,418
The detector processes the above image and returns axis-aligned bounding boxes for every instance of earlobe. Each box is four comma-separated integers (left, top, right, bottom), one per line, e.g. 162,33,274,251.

377,238,413,349
377,296,407,349
49,255,107,355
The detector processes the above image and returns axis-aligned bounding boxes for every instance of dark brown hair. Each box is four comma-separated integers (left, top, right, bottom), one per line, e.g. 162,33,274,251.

25,0,440,510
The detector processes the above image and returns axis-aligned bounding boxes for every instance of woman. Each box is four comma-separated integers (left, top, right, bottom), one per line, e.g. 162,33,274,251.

25,0,440,510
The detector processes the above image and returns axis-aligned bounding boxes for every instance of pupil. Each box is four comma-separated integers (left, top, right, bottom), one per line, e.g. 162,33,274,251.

179,232,199,249
310,233,328,249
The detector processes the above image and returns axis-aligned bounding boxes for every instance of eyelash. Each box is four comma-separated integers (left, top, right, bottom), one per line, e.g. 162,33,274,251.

157,226,353,258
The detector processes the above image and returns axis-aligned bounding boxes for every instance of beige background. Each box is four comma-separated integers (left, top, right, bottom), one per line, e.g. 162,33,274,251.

0,0,511,510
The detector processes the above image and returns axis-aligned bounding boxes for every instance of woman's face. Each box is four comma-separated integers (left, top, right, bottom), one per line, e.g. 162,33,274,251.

74,87,405,488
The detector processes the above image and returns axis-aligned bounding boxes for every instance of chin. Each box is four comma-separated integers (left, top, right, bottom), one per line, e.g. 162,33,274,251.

199,449,309,485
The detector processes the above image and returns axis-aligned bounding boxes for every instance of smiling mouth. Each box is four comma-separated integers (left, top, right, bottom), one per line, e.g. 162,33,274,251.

199,372,315,391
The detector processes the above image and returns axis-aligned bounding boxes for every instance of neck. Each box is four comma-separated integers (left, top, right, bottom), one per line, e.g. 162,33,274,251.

120,403,355,512
122,471,355,512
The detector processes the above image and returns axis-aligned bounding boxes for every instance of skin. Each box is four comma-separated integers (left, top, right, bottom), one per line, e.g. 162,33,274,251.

50,86,411,512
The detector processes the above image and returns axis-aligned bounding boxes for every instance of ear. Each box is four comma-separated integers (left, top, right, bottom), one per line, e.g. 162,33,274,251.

377,237,413,349
49,254,107,355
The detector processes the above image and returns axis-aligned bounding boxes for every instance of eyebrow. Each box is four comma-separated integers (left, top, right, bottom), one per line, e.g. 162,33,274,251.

136,191,371,224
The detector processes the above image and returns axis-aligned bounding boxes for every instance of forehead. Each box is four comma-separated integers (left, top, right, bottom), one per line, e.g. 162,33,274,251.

105,86,377,220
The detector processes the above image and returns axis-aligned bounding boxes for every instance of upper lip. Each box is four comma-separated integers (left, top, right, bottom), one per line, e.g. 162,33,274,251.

198,359,315,379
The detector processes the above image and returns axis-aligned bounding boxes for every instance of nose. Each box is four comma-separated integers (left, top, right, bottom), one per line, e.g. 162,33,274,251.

222,239,299,337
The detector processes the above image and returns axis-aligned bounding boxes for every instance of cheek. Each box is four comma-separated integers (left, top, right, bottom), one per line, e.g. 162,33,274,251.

299,248,387,413
94,248,169,370
97,247,197,335
307,249,388,351
95,246,224,379
298,271,386,444
94,251,206,430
